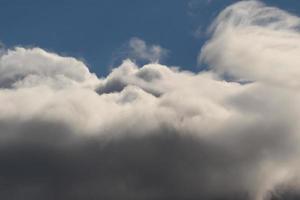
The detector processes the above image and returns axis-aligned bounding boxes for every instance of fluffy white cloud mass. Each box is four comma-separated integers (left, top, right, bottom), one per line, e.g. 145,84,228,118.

0,1,300,200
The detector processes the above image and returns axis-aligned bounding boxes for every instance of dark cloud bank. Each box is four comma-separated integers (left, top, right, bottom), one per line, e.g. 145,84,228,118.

1,1,300,200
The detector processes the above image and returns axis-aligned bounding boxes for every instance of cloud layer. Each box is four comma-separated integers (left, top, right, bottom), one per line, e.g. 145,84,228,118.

0,1,300,200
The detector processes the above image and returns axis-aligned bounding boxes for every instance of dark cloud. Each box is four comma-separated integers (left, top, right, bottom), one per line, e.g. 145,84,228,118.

0,118,297,200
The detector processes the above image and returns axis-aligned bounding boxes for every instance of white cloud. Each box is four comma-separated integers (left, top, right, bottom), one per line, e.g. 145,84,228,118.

127,37,168,63
199,0,300,88
0,1,300,200
0,47,99,89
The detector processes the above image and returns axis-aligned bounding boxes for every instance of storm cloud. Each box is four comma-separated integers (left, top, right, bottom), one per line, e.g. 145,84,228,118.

0,1,300,200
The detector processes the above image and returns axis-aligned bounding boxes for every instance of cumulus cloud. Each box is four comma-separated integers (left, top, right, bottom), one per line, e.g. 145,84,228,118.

0,1,300,200
0,47,99,89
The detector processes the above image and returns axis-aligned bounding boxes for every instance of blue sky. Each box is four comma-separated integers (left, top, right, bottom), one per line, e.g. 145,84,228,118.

0,0,299,76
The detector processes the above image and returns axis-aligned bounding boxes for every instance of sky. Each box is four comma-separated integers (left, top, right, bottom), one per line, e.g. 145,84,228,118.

1,0,300,75
1,1,300,200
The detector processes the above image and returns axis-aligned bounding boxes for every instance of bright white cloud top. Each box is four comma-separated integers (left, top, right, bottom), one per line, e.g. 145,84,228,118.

0,1,300,200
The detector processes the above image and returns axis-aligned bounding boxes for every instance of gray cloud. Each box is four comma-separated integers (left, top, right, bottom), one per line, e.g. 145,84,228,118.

0,1,299,200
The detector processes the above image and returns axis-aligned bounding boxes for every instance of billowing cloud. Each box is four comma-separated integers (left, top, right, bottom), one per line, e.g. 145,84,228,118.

0,47,99,89
0,1,300,200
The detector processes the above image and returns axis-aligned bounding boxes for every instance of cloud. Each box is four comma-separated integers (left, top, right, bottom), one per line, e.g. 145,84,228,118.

111,38,169,67
199,0,300,87
0,1,300,200
128,37,168,63
0,47,99,89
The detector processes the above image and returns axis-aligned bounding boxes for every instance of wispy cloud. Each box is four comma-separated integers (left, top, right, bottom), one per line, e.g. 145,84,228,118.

110,37,169,67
